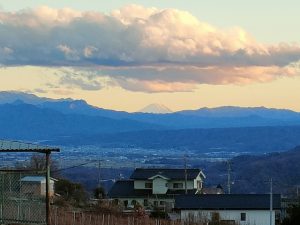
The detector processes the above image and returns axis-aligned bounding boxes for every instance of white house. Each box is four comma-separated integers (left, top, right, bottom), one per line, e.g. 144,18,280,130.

108,168,206,210
20,176,56,197
175,194,281,225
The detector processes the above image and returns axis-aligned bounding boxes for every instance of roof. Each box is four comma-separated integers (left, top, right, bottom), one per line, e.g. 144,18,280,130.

175,194,281,210
0,140,60,153
130,168,204,180
20,176,57,182
201,187,224,195
108,180,151,198
108,180,197,198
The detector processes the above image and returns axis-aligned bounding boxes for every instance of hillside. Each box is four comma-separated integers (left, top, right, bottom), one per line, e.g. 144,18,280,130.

201,146,300,195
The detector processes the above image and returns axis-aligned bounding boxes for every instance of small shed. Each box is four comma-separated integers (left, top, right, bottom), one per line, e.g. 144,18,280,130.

20,176,57,197
0,140,60,225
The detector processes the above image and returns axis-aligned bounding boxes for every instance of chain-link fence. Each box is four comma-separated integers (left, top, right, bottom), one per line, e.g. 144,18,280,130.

0,170,47,224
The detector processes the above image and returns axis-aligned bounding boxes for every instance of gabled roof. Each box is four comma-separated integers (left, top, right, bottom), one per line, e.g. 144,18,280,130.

108,180,151,198
130,168,204,180
0,140,60,153
108,180,197,198
175,194,281,210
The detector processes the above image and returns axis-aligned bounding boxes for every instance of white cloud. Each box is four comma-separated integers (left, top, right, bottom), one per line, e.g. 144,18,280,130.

0,5,300,92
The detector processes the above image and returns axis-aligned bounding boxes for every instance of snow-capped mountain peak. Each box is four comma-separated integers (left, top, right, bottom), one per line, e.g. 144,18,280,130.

139,103,172,114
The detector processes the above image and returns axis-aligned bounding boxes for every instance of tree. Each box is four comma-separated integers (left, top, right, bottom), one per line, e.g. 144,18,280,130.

28,153,60,177
55,179,88,206
282,199,300,225
93,186,106,199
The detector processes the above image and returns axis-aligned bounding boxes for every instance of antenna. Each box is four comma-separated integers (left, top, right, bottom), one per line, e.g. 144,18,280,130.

227,160,231,194
184,154,188,195
269,178,273,225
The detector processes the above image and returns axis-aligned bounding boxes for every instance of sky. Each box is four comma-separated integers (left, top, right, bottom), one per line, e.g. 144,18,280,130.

0,0,300,112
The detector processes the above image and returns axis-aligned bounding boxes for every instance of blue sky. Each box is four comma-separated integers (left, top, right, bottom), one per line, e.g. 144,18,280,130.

0,1,300,112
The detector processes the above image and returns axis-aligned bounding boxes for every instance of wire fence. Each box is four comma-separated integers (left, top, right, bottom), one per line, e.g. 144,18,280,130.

0,170,47,224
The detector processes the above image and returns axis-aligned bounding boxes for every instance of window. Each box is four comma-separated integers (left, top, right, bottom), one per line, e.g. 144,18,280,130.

159,201,165,205
173,183,183,189
197,180,202,189
241,213,246,221
154,201,158,206
123,200,128,207
145,182,152,189
144,199,149,206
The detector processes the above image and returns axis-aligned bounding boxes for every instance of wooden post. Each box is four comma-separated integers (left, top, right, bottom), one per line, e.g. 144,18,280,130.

46,152,51,225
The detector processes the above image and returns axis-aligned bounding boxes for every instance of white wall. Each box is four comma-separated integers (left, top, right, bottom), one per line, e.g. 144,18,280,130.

153,177,168,194
134,180,150,189
134,177,201,192
181,210,276,225
168,180,194,190
193,174,203,189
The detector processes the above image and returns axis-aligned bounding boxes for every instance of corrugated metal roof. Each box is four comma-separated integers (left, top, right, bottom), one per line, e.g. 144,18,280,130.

130,168,203,180
175,194,281,210
20,176,46,182
0,140,60,152
20,176,56,182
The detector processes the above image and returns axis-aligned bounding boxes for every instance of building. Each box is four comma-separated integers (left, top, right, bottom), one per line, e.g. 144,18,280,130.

201,184,224,194
20,176,56,197
108,168,205,210
175,194,281,225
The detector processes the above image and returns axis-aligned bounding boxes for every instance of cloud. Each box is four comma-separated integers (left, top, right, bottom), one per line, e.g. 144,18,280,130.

58,69,103,91
0,5,300,92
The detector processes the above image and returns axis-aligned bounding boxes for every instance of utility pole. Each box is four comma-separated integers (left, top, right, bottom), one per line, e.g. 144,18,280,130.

97,159,101,188
45,152,51,225
227,161,231,194
270,178,273,225
184,154,187,194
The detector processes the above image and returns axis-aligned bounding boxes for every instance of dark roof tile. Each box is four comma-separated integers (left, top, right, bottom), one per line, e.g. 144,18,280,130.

175,194,281,210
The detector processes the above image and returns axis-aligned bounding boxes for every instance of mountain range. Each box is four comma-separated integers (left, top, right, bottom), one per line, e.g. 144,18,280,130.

1,91,300,153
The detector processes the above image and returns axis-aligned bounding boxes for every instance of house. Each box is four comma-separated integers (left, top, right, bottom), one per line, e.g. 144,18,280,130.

108,168,205,210
20,176,56,197
175,194,281,225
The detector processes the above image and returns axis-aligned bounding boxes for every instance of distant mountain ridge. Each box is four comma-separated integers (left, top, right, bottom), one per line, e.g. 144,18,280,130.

2,91,300,122
0,91,71,104
2,91,300,144
178,106,300,120
0,102,163,140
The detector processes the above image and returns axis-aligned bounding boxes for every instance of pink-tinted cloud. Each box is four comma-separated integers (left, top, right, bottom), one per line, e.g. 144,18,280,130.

0,5,300,92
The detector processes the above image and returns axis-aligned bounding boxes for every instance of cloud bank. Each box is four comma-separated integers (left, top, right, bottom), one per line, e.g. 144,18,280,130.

1,5,300,92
